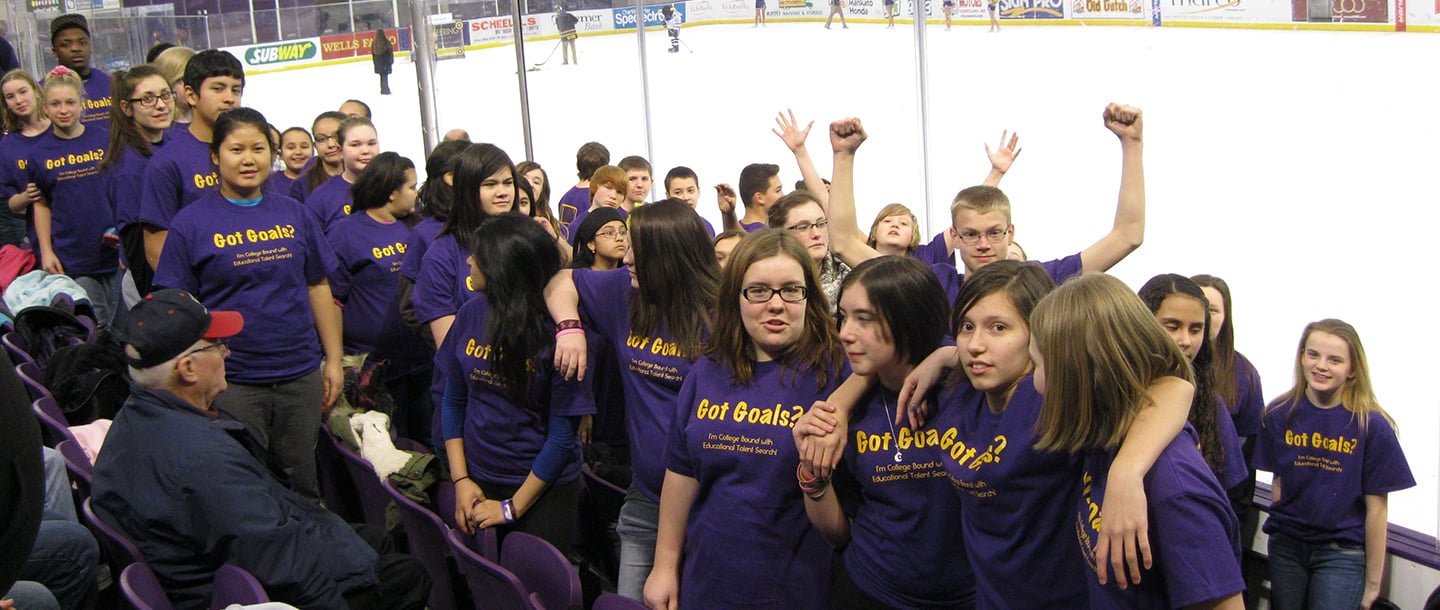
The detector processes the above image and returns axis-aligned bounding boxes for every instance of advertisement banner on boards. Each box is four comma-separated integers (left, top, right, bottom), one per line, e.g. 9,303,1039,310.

467,14,543,44
1289,0,1387,22
228,38,322,68
320,28,411,61
945,0,990,20
614,3,689,28
1399,0,1440,27
1070,0,1146,18
846,0,891,18
432,19,468,48
1159,0,1291,22
996,0,1065,18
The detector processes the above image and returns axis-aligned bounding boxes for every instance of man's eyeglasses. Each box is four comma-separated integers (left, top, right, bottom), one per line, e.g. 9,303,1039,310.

957,226,1010,246
181,339,230,359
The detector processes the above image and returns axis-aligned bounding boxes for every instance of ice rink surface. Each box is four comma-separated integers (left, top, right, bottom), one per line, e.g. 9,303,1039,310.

248,22,1440,534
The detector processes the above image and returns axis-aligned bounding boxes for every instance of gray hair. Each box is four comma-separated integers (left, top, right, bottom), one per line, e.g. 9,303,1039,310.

124,339,201,389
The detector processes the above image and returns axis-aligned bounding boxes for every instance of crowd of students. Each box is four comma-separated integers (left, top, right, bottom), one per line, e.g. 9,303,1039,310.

0,12,1418,610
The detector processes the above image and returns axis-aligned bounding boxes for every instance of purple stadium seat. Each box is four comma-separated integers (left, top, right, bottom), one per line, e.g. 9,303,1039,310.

16,360,52,403
212,564,270,606
314,424,363,523
3,331,36,368
437,481,459,531
332,434,391,529
120,563,175,610
500,532,582,610
55,439,92,503
32,397,78,447
592,592,647,610
83,497,143,568
446,528,537,610
383,478,458,610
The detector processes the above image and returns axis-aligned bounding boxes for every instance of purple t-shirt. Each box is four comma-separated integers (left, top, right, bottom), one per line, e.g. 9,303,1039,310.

137,127,216,230
306,174,354,232
108,140,163,232
26,126,115,276
326,212,412,355
1077,425,1245,609
665,356,838,609
1231,352,1264,439
841,385,974,608
574,268,697,502
412,234,478,325
398,217,444,282
1213,394,1248,489
0,130,44,199
266,172,296,197
286,171,323,204
910,231,954,267
1255,396,1415,545
154,192,337,384
434,296,595,487
741,220,766,233
80,70,113,125
555,186,588,237
930,377,1088,607
930,253,1083,305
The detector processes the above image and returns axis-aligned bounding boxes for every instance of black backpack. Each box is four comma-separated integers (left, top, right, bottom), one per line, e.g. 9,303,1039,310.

45,328,130,425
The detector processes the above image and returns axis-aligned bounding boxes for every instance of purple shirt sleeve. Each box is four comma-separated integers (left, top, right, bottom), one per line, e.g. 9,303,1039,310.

911,231,954,267
1039,252,1084,285
1231,353,1264,438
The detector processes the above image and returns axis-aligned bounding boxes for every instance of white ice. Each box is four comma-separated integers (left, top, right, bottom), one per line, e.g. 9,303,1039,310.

247,22,1440,536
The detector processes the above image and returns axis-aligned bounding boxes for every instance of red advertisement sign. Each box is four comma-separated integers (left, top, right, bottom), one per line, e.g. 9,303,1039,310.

320,28,402,61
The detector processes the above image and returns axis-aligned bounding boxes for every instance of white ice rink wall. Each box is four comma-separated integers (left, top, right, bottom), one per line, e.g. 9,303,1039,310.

232,4,1440,604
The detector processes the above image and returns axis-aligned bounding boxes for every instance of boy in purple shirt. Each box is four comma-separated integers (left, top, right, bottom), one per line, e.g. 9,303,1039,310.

824,106,1146,302
556,141,608,238
139,50,243,271
47,15,113,125
734,162,782,232
662,166,716,237
566,164,627,240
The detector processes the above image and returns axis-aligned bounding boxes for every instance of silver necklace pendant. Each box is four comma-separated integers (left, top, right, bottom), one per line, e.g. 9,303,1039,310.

894,451,903,463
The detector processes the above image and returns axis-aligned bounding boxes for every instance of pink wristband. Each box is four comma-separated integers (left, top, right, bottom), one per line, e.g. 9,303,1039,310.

556,328,584,338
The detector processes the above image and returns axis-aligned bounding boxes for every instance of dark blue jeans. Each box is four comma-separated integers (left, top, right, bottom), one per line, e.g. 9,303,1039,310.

21,520,98,609
1267,531,1366,610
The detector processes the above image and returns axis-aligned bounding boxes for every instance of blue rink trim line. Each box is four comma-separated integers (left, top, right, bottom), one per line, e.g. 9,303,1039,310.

1253,482,1440,570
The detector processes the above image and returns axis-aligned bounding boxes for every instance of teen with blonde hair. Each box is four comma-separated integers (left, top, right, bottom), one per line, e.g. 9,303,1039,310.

864,203,920,256
1,69,49,246
28,66,118,322
1256,319,1414,610
1029,272,1244,609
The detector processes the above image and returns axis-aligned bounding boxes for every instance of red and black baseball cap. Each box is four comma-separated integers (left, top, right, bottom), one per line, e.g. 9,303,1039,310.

119,289,244,368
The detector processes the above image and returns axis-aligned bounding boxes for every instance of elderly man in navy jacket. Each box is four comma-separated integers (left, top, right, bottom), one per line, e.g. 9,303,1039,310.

91,290,429,610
